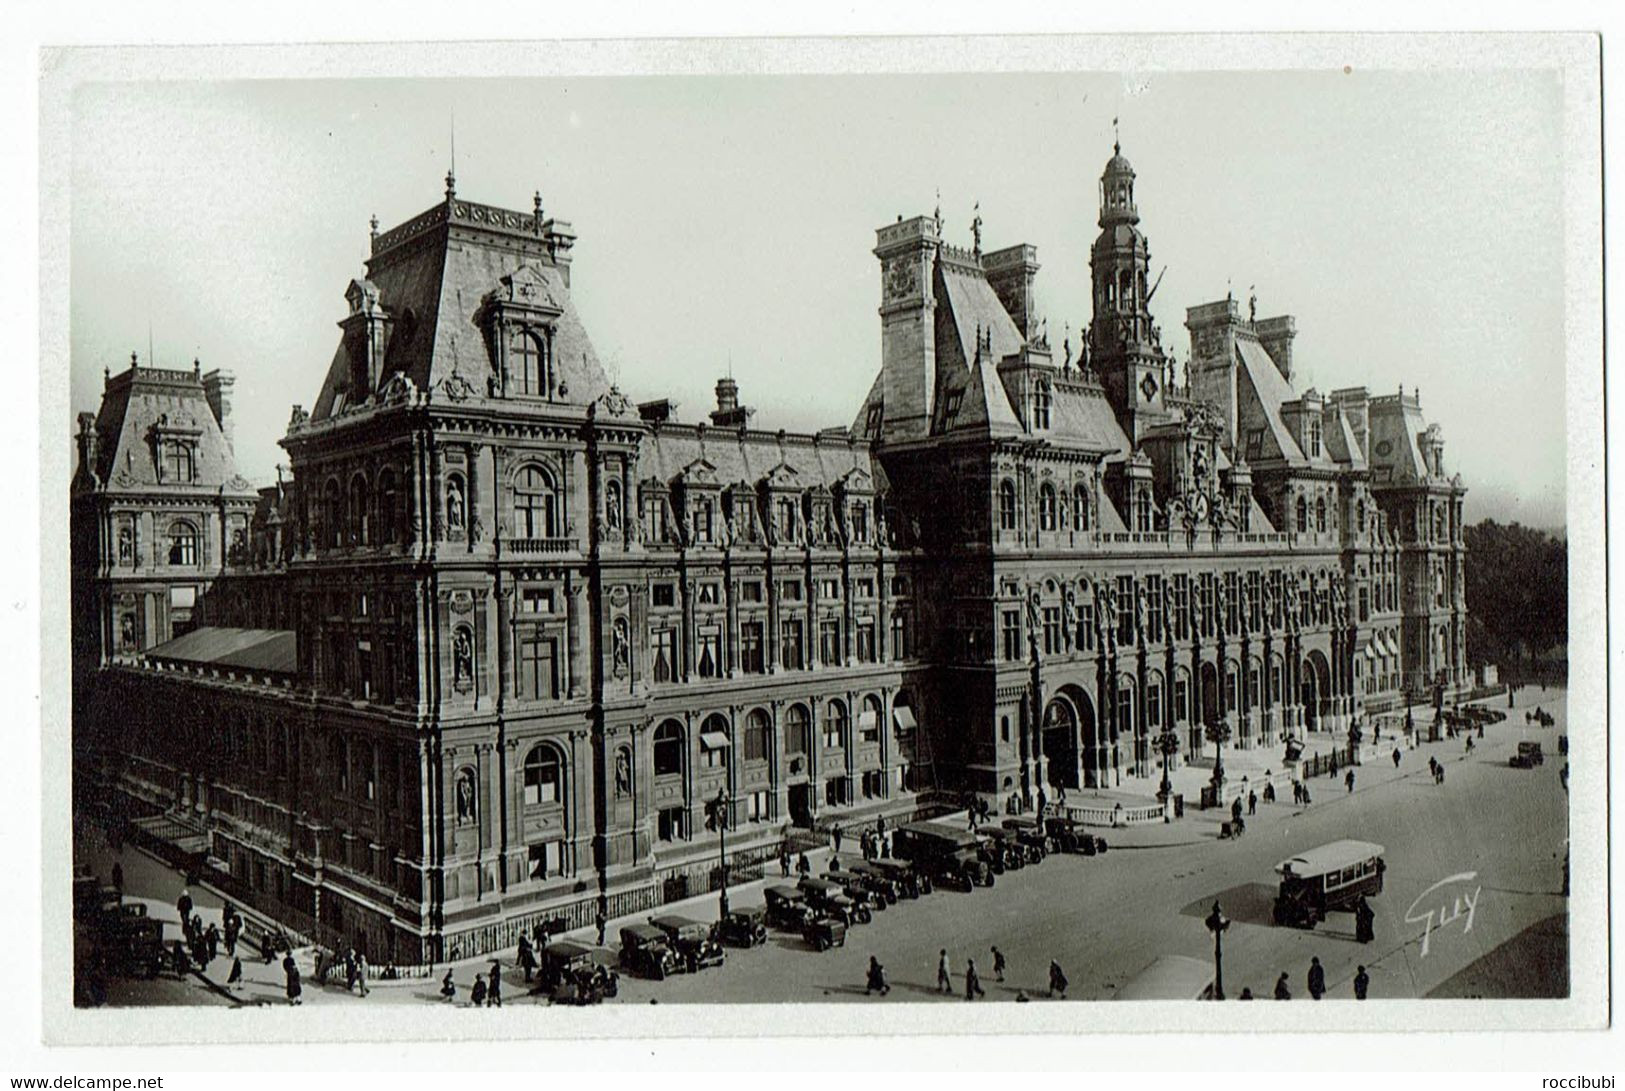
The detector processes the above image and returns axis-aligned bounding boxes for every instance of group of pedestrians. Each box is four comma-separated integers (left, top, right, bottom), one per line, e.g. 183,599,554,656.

440,959,505,1006
1260,956,1370,1001
863,946,1067,1002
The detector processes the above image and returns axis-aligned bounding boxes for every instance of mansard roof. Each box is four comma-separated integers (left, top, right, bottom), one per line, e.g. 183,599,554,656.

83,363,256,497
634,421,882,498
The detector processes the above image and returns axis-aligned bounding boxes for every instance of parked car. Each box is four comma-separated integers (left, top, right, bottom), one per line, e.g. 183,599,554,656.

802,914,848,952
618,924,679,980
1044,815,1085,854
102,916,166,979
823,867,889,910
798,876,873,925
892,822,994,890
845,861,901,904
979,827,1028,870
649,914,726,972
715,904,768,948
1000,816,1050,861
763,885,847,951
868,857,932,898
1510,741,1546,768
536,940,619,1004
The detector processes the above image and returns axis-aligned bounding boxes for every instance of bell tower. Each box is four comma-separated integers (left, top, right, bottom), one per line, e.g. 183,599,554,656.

1089,140,1173,444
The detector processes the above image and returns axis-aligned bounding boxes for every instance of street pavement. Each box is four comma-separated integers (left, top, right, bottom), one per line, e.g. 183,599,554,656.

76,685,1569,1006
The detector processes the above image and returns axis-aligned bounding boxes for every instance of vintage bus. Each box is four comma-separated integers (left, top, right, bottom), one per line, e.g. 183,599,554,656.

1273,839,1386,929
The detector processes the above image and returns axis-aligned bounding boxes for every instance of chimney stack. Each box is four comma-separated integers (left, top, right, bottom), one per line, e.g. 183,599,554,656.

201,368,236,452
710,376,754,427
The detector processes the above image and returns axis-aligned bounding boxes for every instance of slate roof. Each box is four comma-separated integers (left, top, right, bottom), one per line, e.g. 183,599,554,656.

87,366,256,496
635,423,880,493
144,626,298,674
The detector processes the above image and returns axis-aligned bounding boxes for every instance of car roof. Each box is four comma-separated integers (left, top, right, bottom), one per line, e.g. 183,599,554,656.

765,884,803,897
1115,956,1215,1000
1275,840,1386,877
547,940,613,962
622,923,666,941
650,914,706,929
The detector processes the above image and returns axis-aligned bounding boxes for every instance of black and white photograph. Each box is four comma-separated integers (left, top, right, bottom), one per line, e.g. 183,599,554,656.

9,9,1615,1082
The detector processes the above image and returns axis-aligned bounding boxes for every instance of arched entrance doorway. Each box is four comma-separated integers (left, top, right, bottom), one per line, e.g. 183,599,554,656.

1302,650,1331,732
1042,695,1079,791
1197,660,1219,752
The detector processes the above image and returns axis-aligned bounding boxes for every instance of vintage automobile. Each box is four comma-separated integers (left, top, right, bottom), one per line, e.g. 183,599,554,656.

763,885,847,951
1043,815,1085,854
716,904,769,947
649,914,726,972
1114,955,1217,1001
1510,741,1546,768
844,861,901,904
98,913,165,979
1000,816,1050,861
1272,840,1386,930
798,876,874,925
536,940,620,1005
979,827,1030,869
892,822,994,890
618,924,680,980
822,867,889,910
868,857,932,898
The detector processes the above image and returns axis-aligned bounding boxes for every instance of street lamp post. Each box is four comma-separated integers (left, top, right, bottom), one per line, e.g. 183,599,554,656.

1205,900,1230,1001
1155,728,1180,817
707,788,731,919
1205,717,1232,790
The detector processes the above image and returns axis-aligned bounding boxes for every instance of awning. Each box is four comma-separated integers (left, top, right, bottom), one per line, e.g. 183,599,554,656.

857,710,877,730
893,706,917,731
1381,634,1400,658
1363,643,1378,661
699,731,731,751
144,626,298,674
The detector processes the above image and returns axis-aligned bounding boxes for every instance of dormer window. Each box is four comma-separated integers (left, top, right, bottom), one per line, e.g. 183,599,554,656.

1308,418,1322,459
510,327,552,397
1033,382,1052,430
849,502,869,543
163,441,195,484
692,496,715,544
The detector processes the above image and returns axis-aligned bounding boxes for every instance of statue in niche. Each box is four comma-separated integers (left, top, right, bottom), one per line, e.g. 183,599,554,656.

614,748,632,798
117,526,133,565
453,629,474,687
455,768,477,824
612,617,631,678
446,478,466,532
119,613,136,649
1061,587,1078,649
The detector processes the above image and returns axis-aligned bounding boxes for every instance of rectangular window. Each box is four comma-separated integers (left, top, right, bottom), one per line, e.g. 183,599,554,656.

1359,585,1371,623
1145,574,1163,644
819,578,842,600
1117,575,1135,645
850,505,869,543
739,580,764,603
780,619,804,670
1002,610,1022,661
696,628,722,678
643,497,668,543
1146,684,1162,728
780,580,802,602
521,588,554,614
1174,679,1189,723
855,621,877,664
1245,429,1265,462
652,629,677,683
651,583,676,608
1224,572,1239,635
528,841,563,881
748,790,771,822
819,619,842,665
356,641,374,699
1042,606,1062,656
1173,574,1190,641
1080,599,1095,650
693,498,714,543
657,807,686,843
740,621,765,673
1199,573,1216,638
698,581,721,605
891,612,912,660
1246,572,1262,631
519,637,558,699
853,577,875,599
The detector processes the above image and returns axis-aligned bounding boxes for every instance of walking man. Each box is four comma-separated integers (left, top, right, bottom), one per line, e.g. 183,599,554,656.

1354,965,1370,1000
991,945,1007,983
177,888,193,932
1392,747,1402,769
470,973,487,1008
1049,960,1068,999
487,960,503,1007
865,956,890,996
518,935,537,983
1355,895,1376,944
1274,972,1292,1000
440,968,457,1001
226,956,243,990
595,910,608,948
779,846,791,877
1307,956,1326,1001
284,955,302,1006
832,823,843,854
1231,796,1243,826
1248,790,1258,817
937,949,952,994
357,953,369,998
797,853,812,878
1345,769,1356,793
965,959,985,1001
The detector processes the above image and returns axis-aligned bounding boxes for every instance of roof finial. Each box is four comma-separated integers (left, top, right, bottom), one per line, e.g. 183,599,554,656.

130,350,138,368
193,357,201,377
1113,115,1120,155
971,201,982,256
1248,285,1257,323
534,190,544,233
934,188,942,228
445,108,457,199
103,364,110,387
369,214,379,240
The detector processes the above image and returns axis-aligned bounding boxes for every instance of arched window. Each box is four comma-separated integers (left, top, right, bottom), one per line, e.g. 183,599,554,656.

349,474,370,545
862,694,884,743
164,442,195,484
1316,496,1327,533
324,478,344,548
376,468,399,544
167,521,199,566
513,465,559,539
784,704,810,755
510,327,551,397
1033,382,1052,430
700,713,731,771
653,719,685,777
1295,496,1308,533
744,708,770,762
1308,418,1322,458
604,479,623,533
998,480,1017,531
1073,485,1091,531
823,699,848,750
522,744,563,806
1039,484,1058,532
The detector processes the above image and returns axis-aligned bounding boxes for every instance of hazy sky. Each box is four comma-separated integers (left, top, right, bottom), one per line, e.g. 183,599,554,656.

68,70,1565,525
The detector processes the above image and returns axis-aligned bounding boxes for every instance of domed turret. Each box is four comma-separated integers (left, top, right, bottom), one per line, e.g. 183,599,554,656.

1099,140,1139,227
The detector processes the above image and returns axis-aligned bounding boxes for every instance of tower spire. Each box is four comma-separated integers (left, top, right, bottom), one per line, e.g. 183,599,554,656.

445,108,457,199
1113,115,1120,155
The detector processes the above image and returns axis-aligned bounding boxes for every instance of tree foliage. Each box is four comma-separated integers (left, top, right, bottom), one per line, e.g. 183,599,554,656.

1463,520,1566,668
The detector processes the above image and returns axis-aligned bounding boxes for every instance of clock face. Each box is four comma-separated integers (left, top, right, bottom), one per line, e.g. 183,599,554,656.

885,258,918,301
1375,439,1394,457
1140,372,1158,402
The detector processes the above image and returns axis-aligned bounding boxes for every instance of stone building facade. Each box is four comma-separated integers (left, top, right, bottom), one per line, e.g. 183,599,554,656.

73,148,1468,964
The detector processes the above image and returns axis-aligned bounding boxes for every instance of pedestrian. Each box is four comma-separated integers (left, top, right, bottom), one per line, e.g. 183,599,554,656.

440,968,457,1001
205,923,220,963
111,861,123,894
1345,769,1355,793
595,910,607,948
1392,747,1401,769
284,958,302,1006
226,956,242,989
1238,987,1254,1000
1437,764,1446,786
470,973,487,1008
832,823,843,854
1049,960,1068,999
487,961,502,1007
260,930,275,965
171,940,189,979
177,888,193,926
224,916,239,957
518,936,537,983
1353,965,1370,1000
965,959,985,1001
991,945,1007,983
1465,735,1474,755
1307,956,1326,1001
357,953,369,998
1248,790,1258,817
797,853,811,878
345,949,359,993
1274,972,1291,1000
1231,797,1243,824
1263,781,1275,804
937,949,952,993
1036,787,1048,817
865,956,890,996
779,846,791,877
1355,895,1375,944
